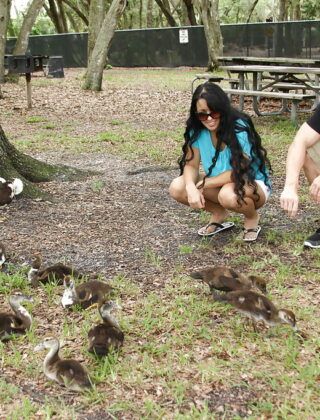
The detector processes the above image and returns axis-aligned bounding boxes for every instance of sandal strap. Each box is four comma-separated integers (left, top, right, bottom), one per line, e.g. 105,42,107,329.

207,222,224,228
243,227,260,233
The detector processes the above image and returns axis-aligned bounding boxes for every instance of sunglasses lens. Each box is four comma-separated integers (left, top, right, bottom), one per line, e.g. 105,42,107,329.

197,113,208,121
196,112,221,121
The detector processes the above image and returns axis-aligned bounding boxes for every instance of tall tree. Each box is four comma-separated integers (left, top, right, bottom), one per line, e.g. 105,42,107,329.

87,0,105,63
182,0,197,25
290,0,301,20
195,0,223,70
278,0,289,20
154,0,177,26
83,0,126,91
12,0,45,55
46,0,65,32
57,0,68,32
246,0,259,23
146,0,154,27
62,0,89,26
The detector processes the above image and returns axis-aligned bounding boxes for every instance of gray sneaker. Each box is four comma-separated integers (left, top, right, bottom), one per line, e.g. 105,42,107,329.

304,228,320,248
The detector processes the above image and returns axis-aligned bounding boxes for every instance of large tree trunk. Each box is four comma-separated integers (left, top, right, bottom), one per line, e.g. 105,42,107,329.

83,0,126,91
47,0,64,33
182,0,197,25
0,0,11,86
0,124,87,199
246,0,259,24
57,0,68,32
278,0,288,21
146,0,153,27
195,0,223,71
87,0,105,64
62,0,89,26
154,0,177,26
290,0,301,20
13,0,45,55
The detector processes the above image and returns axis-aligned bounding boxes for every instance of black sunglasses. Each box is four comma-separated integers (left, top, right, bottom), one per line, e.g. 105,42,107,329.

196,111,221,121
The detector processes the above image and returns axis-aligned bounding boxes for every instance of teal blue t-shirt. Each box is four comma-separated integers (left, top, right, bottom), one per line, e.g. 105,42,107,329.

192,120,269,184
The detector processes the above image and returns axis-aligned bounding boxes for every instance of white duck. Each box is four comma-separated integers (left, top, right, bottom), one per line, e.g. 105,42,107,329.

0,177,23,205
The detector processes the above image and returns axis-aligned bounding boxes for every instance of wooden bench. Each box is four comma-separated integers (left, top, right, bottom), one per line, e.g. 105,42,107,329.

263,82,307,92
191,73,241,92
224,88,316,122
191,74,224,93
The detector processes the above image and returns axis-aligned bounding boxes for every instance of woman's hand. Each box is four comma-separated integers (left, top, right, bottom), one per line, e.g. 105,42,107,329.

186,184,205,209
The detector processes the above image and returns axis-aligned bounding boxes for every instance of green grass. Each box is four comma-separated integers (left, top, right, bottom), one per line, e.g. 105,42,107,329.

26,115,47,124
13,126,182,164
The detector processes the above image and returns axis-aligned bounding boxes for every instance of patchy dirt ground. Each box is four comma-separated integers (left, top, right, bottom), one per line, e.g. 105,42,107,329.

1,69,318,278
0,68,319,419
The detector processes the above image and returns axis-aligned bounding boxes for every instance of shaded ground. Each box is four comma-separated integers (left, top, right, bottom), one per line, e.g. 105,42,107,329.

0,68,319,419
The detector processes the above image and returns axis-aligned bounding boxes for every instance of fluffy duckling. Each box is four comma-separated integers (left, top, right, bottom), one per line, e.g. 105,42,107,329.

88,301,124,356
0,177,23,205
0,293,33,341
0,242,6,270
190,266,267,294
35,337,91,392
213,289,296,332
28,254,83,286
61,277,113,309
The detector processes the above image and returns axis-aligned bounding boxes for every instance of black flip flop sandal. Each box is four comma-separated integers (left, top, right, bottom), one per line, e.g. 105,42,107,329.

198,221,235,237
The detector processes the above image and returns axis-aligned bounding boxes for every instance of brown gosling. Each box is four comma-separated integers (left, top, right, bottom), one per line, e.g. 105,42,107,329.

88,301,124,356
28,254,83,286
61,276,113,309
35,337,92,392
0,293,33,341
213,289,296,332
190,266,267,294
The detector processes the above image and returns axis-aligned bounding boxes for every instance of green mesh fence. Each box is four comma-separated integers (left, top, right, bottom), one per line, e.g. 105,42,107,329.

5,21,320,68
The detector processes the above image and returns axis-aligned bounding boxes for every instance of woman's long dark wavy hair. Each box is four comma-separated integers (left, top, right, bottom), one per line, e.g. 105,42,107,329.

178,82,272,204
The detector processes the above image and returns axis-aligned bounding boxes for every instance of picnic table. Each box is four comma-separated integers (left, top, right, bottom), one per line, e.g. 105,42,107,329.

218,64,320,122
218,56,320,68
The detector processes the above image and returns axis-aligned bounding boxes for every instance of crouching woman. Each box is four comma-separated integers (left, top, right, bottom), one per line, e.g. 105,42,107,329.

169,82,272,242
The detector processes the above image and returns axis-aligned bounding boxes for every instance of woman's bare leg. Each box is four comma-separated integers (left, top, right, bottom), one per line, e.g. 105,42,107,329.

217,182,266,230
169,176,230,234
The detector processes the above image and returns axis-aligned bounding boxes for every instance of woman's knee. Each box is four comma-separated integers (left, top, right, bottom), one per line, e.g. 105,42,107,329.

218,188,238,209
169,177,185,201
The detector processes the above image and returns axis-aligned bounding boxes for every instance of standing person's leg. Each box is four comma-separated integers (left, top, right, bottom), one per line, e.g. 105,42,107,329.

303,143,320,248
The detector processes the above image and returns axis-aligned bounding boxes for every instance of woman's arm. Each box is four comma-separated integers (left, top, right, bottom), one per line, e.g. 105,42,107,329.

197,170,232,190
183,147,205,208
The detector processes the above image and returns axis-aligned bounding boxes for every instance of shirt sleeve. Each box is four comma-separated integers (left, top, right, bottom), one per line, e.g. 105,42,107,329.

188,129,199,149
192,139,199,149
307,104,320,134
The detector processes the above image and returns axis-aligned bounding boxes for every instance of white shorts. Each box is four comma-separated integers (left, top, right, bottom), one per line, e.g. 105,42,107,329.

255,179,271,202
